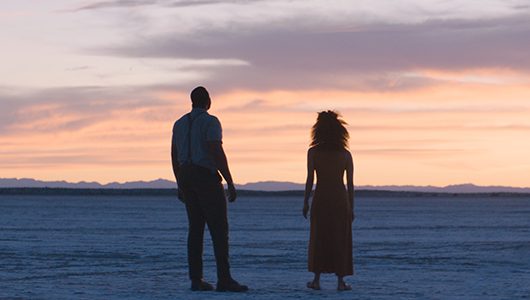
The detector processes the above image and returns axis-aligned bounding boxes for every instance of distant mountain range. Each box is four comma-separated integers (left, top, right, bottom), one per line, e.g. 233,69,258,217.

0,178,175,189
1,178,530,193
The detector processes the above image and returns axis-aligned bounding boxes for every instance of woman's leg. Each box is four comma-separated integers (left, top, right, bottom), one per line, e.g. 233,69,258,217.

337,275,352,291
307,272,321,290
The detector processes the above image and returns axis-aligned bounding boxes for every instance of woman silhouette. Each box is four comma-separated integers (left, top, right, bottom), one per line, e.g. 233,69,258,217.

303,110,354,291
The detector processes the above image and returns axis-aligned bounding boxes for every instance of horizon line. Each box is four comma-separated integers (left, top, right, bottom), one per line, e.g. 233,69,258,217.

1,177,530,189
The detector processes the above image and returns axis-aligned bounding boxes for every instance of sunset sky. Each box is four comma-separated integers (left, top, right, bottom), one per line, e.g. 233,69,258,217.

1,0,530,187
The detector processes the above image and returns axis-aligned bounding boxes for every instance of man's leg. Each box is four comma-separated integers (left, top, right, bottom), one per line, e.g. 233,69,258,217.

184,190,206,282
192,168,246,292
201,180,231,282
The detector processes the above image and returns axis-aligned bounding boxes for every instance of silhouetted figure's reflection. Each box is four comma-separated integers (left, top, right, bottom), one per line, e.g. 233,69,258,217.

171,86,248,292
303,110,355,291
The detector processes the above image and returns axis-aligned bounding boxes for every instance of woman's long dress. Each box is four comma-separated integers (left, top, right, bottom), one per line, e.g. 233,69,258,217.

308,150,353,276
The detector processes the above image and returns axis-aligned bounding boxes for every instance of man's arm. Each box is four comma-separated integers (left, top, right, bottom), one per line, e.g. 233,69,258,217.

208,141,236,202
171,135,183,200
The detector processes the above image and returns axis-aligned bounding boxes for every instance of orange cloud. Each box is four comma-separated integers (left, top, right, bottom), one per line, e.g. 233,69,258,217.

2,79,530,186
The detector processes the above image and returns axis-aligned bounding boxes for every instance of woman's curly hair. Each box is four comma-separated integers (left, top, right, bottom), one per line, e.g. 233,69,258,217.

310,110,349,151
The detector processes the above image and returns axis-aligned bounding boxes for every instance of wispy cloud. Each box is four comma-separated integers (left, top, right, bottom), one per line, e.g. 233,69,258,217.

72,0,156,11
219,97,530,114
91,13,530,91
71,0,268,11
354,148,468,156
65,66,92,71
0,86,175,134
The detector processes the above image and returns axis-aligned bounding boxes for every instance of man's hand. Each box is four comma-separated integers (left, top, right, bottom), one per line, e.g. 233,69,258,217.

227,183,237,202
303,202,309,219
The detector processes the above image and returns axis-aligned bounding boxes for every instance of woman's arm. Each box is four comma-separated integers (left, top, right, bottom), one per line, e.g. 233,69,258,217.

303,148,315,219
346,151,355,221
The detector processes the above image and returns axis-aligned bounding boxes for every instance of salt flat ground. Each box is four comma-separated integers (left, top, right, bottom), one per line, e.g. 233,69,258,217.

1,194,529,299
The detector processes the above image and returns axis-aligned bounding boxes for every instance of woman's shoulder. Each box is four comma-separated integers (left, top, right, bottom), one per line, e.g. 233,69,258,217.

341,148,352,158
333,149,352,162
309,146,351,158
307,146,318,158
344,149,353,161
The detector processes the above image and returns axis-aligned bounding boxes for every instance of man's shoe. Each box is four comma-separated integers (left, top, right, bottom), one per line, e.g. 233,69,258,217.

191,280,214,291
216,279,248,292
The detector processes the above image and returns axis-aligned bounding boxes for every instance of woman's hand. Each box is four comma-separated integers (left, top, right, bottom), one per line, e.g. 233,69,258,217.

177,186,187,204
177,187,184,200
227,183,237,202
303,202,309,219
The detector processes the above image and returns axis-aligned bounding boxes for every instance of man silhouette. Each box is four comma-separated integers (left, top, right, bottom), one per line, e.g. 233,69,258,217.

171,86,248,292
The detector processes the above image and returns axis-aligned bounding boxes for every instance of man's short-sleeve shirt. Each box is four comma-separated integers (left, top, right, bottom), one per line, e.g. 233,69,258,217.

172,108,222,172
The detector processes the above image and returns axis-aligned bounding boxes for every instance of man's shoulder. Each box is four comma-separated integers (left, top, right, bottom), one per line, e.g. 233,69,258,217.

205,113,220,122
200,113,221,128
172,112,221,130
173,113,190,131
